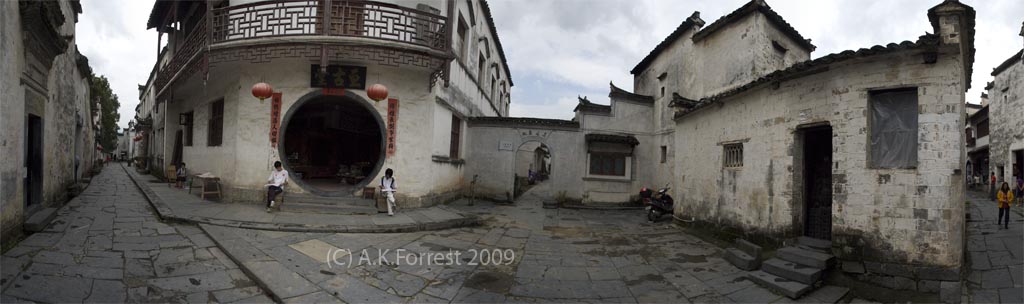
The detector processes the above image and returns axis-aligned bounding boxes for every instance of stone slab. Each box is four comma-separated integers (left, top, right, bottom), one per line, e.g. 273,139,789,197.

762,258,823,285
747,270,812,299
288,239,342,264
724,247,760,271
778,247,835,269
24,208,58,232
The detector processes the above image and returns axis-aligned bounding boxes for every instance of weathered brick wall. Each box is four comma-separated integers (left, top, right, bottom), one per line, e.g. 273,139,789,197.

988,56,1023,184
673,47,966,269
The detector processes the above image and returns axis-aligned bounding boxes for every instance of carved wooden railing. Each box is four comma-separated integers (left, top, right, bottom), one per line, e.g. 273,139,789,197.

155,0,448,96
210,0,447,51
154,18,207,96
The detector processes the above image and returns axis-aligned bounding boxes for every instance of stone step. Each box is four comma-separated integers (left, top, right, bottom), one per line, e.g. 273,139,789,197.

797,244,829,254
24,208,58,232
724,248,760,270
736,238,762,258
278,202,378,215
798,236,832,251
778,247,835,269
762,258,824,285
747,270,813,299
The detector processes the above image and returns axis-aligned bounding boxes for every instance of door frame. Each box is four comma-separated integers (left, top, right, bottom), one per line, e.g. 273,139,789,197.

792,122,833,239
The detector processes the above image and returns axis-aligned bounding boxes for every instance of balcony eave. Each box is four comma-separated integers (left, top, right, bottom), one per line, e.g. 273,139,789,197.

209,36,453,61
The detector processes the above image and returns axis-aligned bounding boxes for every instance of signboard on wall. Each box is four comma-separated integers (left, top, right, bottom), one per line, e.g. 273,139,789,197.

269,93,282,146
386,98,399,157
499,141,514,151
311,65,366,89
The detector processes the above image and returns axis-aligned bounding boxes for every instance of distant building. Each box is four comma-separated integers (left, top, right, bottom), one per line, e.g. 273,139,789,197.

0,0,96,247
985,25,1023,186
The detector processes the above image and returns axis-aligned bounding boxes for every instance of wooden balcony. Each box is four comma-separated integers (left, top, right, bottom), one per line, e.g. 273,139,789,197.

154,0,450,97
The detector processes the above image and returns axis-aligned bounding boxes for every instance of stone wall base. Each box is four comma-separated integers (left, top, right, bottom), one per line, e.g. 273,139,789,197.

219,186,468,209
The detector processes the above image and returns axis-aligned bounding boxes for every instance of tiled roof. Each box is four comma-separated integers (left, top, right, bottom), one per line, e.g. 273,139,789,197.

585,133,639,146
573,96,611,114
480,0,513,86
674,34,941,120
928,0,975,89
692,0,815,51
991,49,1023,76
467,117,579,129
630,12,704,75
608,82,654,104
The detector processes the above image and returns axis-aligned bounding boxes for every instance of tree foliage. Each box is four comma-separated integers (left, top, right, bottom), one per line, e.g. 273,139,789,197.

91,74,120,152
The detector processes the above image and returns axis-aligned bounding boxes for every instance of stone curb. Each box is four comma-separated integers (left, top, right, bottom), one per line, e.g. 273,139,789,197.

121,164,481,233
559,203,644,210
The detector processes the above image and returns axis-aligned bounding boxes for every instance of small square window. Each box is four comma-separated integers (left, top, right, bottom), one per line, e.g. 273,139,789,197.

723,143,743,168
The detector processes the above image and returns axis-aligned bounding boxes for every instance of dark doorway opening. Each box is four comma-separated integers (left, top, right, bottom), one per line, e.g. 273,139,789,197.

513,142,551,198
25,115,43,209
1011,149,1023,186
802,126,832,240
172,130,183,167
282,95,383,195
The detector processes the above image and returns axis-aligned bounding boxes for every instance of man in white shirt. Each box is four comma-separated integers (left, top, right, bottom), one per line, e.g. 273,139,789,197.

266,161,289,212
381,168,397,215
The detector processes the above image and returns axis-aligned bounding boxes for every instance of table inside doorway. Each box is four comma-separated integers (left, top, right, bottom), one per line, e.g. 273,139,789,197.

189,174,222,200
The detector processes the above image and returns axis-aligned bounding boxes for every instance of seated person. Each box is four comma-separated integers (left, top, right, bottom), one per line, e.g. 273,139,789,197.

265,161,289,212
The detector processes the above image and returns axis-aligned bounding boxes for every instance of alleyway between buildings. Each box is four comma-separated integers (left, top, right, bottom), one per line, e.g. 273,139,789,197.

1,166,270,303
0,165,914,303
964,190,1024,303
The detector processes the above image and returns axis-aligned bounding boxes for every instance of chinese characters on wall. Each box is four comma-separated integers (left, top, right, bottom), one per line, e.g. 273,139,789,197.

269,93,282,146
311,65,367,89
387,98,399,157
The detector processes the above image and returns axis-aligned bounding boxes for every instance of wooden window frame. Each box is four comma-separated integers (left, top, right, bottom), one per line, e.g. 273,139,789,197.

183,111,194,146
207,99,224,147
450,115,462,159
589,153,627,176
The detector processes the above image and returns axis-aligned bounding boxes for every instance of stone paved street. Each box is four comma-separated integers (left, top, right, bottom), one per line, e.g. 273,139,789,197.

0,166,271,303
201,182,854,303
964,190,1024,304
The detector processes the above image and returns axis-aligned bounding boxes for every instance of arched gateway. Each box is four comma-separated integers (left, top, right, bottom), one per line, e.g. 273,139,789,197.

278,90,386,196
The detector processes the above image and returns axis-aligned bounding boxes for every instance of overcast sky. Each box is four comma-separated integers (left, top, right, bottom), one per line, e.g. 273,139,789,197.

76,0,1023,128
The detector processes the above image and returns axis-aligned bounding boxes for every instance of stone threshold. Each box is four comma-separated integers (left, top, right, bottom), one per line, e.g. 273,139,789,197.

119,164,480,233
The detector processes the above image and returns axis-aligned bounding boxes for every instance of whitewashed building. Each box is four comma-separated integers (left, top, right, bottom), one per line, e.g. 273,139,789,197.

985,24,1023,186
0,0,96,247
144,0,511,207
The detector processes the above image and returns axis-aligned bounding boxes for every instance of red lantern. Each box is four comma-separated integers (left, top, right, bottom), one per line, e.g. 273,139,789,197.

367,83,388,102
252,82,273,101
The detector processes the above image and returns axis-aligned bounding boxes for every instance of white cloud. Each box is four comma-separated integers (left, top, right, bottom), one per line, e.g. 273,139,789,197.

76,0,157,129
74,0,1021,128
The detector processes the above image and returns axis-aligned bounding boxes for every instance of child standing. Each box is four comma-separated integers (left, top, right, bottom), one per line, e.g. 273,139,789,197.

997,182,1014,229
381,168,397,216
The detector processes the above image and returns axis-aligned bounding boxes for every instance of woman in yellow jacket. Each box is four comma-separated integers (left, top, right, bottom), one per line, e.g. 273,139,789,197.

997,182,1014,229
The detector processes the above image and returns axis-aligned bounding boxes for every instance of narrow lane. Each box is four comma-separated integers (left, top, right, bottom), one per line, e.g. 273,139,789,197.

1,165,270,303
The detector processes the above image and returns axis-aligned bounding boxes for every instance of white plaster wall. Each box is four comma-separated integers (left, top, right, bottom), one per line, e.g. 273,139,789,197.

988,55,1024,183
674,48,966,267
464,126,583,201
0,0,27,242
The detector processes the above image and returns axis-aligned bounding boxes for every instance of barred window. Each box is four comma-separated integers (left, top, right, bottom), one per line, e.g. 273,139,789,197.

450,115,461,159
723,143,743,168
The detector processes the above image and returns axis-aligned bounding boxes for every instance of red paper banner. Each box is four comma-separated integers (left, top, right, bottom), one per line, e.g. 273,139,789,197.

386,98,398,157
269,92,282,146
